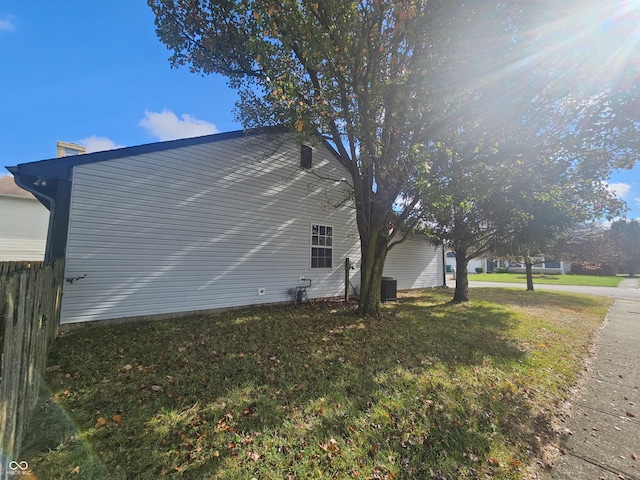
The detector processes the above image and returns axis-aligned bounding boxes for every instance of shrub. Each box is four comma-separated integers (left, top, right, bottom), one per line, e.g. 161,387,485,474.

475,267,484,274
494,267,508,273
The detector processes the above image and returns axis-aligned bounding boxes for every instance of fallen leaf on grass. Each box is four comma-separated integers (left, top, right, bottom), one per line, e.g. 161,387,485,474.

248,451,261,461
95,417,107,428
151,385,163,392
319,438,341,457
112,414,123,425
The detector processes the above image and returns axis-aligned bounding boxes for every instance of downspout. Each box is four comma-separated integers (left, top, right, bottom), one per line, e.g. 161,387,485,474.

9,173,56,264
6,167,70,265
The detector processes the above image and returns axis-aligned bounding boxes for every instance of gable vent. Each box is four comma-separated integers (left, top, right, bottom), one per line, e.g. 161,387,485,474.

300,145,312,169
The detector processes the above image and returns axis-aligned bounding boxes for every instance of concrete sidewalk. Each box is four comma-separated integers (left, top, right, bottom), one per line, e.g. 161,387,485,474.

544,278,640,480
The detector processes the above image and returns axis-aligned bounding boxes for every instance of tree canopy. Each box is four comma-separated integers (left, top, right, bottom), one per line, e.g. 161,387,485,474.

610,219,640,277
414,0,638,301
149,0,639,311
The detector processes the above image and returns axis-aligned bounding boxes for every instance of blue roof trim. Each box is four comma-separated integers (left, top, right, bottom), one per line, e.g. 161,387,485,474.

5,126,288,179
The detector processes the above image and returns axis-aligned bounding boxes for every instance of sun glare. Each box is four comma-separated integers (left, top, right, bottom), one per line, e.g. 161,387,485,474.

552,0,640,89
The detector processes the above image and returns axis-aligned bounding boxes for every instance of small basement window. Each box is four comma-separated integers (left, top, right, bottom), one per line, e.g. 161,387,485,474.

300,144,313,169
311,224,333,268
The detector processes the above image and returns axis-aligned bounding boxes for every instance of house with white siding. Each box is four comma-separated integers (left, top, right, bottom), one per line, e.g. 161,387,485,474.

0,175,49,261
7,129,444,325
445,253,571,275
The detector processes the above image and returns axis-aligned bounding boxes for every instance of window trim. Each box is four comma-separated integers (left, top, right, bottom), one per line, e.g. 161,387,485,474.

310,223,333,269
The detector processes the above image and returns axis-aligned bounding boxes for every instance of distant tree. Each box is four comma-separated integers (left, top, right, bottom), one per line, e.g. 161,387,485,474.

548,223,610,264
418,138,529,302
609,219,640,277
419,142,626,300
547,222,640,277
492,187,626,291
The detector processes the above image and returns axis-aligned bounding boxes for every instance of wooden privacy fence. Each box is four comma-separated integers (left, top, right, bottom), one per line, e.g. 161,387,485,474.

0,260,64,479
0,261,44,277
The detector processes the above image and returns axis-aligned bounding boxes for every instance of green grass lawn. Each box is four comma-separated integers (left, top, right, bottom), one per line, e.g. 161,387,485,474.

469,272,624,287
23,289,610,479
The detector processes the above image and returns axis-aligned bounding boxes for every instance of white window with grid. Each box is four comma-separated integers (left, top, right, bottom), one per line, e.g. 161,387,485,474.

311,224,333,268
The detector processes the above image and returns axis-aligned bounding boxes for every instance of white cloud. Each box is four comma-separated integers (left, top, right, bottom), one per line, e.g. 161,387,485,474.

78,136,124,153
608,182,632,197
139,110,218,141
0,15,16,32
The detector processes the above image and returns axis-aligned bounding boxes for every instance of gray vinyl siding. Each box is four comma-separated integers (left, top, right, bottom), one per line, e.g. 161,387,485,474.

60,135,361,324
60,133,443,324
384,235,443,289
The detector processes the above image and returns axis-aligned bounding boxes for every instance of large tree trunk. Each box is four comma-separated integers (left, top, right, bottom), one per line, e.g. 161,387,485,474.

358,229,389,318
352,169,394,318
452,248,470,303
525,260,535,291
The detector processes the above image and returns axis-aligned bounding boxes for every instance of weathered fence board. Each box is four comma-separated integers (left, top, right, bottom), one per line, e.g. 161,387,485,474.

0,261,44,277
0,260,64,479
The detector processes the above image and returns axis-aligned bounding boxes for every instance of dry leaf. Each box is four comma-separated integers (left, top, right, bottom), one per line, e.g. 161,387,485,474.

151,385,163,392
95,417,107,428
112,414,123,424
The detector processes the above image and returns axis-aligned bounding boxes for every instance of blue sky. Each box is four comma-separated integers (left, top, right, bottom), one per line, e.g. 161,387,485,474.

1,1,638,219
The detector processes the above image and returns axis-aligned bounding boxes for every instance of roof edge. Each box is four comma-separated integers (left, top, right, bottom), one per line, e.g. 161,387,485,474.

7,126,292,177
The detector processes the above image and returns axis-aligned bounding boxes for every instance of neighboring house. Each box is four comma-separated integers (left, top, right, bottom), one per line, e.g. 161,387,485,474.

445,252,485,274
9,129,444,325
445,253,571,274
0,175,49,261
503,258,572,275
